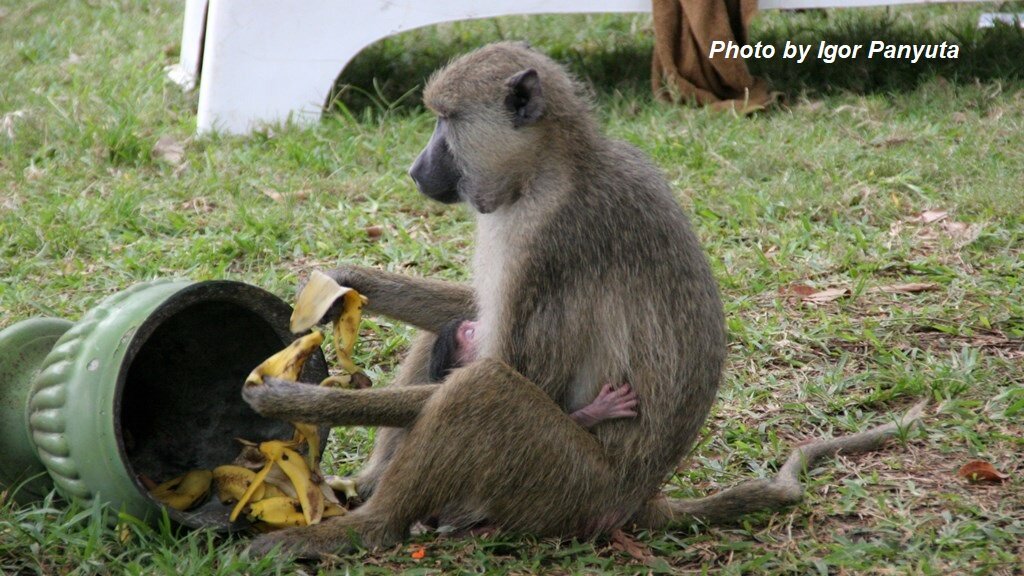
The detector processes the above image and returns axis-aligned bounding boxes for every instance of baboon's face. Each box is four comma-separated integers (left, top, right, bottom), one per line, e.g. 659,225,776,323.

408,117,461,205
411,67,545,214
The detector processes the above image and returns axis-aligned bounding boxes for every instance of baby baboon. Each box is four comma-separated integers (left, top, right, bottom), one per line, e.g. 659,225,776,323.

429,319,638,428
243,42,922,557
427,318,477,382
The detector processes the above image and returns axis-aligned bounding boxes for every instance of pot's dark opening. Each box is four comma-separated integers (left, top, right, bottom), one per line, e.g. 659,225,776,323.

115,281,328,529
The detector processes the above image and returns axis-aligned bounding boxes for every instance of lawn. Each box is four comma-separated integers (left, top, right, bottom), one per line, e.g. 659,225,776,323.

1,0,1022,574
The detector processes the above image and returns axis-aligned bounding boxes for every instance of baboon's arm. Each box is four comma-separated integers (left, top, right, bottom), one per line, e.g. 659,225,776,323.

323,265,476,332
636,401,927,527
243,377,441,428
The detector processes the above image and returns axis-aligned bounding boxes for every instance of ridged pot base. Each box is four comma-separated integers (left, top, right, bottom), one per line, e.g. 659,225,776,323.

0,318,73,504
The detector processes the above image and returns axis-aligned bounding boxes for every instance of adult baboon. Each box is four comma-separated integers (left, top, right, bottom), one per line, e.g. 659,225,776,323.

243,42,922,557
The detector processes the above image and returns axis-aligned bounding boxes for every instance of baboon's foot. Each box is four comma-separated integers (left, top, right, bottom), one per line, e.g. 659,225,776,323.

449,523,498,539
248,518,359,559
247,513,402,559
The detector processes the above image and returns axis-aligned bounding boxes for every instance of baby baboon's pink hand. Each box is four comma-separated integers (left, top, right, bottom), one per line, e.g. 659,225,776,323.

570,383,638,429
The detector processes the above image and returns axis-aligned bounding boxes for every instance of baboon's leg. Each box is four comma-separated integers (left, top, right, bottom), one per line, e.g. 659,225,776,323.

352,331,437,499
631,401,927,529
249,358,616,558
350,427,403,500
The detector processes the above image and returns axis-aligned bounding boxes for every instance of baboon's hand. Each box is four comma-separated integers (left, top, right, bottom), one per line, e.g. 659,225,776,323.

242,376,324,421
298,265,368,325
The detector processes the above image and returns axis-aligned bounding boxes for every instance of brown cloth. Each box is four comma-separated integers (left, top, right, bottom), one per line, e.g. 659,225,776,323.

651,0,775,113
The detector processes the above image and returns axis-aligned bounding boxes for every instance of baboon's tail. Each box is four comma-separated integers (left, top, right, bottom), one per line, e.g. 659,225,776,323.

633,400,928,528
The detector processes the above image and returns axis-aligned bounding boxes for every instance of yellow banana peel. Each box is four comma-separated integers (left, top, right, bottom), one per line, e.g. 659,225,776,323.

331,289,366,374
291,422,322,471
229,455,277,522
247,496,307,528
244,331,324,388
213,465,264,504
323,501,347,518
229,440,325,525
284,271,370,468
290,270,367,375
151,469,213,511
269,440,325,525
290,271,365,332
262,482,289,499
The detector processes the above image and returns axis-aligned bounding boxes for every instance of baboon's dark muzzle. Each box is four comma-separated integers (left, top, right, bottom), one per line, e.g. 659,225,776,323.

409,120,461,204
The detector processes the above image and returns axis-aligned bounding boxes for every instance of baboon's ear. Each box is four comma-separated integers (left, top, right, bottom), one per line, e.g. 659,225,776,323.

505,68,544,127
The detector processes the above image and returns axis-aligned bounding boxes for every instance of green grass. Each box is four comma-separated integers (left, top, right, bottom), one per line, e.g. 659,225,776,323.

2,0,1023,573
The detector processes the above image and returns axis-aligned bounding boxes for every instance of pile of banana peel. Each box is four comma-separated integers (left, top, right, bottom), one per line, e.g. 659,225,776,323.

145,272,367,531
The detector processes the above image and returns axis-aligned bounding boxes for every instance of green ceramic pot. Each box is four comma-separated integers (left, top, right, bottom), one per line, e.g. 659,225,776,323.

0,279,328,529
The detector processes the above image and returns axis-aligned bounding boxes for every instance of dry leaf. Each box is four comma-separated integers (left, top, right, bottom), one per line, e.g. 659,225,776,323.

152,135,185,166
260,189,309,203
940,220,982,245
986,107,1005,122
262,189,284,203
117,522,133,544
798,100,825,113
958,460,1009,484
610,529,654,564
2,109,26,140
940,220,968,235
869,283,938,294
781,283,817,297
802,287,850,304
870,136,911,148
24,164,44,181
610,530,654,564
1,194,22,212
833,105,867,116
232,443,266,470
913,209,949,224
180,197,216,213
888,220,904,238
969,332,1009,347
